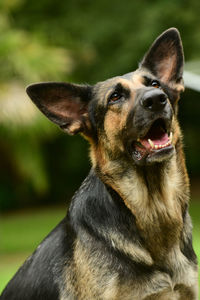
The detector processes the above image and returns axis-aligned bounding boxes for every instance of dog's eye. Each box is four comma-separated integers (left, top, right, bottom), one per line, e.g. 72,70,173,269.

151,80,160,88
108,92,122,104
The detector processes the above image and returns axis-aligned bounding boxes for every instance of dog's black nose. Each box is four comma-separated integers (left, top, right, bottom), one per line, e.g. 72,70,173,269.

141,89,167,111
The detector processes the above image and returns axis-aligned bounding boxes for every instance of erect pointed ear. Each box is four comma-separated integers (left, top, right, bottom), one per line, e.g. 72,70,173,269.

140,28,184,92
26,82,92,135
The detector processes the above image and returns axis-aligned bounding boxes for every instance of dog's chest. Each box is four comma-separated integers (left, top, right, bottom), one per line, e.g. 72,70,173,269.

128,244,197,299
61,243,198,300
99,254,198,300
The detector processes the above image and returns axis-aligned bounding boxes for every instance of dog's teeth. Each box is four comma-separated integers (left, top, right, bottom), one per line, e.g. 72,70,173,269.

148,139,154,148
155,145,158,150
169,132,173,143
137,138,141,142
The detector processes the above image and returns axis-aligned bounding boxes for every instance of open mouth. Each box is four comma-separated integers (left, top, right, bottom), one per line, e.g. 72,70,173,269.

132,118,173,162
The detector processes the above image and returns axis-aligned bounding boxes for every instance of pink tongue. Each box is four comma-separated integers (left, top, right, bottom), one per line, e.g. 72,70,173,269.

149,132,168,145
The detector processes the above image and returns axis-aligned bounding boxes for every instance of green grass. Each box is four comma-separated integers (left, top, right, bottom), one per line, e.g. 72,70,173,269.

0,203,199,296
0,206,66,292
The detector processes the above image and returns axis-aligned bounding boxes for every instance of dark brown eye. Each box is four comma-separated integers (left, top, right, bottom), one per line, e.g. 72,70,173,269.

151,80,160,88
109,92,122,103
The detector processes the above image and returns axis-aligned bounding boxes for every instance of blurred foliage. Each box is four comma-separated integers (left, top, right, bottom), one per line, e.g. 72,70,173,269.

1,0,200,210
0,0,71,83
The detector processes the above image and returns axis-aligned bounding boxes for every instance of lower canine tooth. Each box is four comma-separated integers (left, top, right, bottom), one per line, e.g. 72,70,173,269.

148,139,154,148
169,132,173,143
155,145,158,149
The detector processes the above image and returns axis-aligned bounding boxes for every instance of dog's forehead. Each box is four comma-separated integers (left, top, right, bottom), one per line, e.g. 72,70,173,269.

93,69,153,104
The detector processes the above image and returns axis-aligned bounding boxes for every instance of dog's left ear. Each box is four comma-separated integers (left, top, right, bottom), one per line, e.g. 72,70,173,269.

141,28,184,92
26,82,92,135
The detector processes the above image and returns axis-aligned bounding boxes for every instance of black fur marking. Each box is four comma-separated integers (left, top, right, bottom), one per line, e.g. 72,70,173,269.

181,233,198,265
181,210,197,265
69,170,158,279
107,83,131,105
69,170,141,239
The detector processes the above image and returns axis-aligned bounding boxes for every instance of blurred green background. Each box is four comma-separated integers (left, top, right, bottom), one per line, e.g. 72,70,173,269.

0,0,200,295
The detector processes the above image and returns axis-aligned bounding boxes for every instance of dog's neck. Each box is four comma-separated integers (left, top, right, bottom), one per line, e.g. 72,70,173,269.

94,141,189,259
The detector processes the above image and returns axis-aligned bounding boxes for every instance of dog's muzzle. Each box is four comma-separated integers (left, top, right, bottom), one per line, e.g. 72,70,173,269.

127,88,174,165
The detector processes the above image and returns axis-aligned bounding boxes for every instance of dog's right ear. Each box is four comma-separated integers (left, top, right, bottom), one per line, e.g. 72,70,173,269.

26,82,92,135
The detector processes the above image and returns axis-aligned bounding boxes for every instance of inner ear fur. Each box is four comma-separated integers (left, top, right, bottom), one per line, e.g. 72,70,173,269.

26,82,92,135
140,28,184,92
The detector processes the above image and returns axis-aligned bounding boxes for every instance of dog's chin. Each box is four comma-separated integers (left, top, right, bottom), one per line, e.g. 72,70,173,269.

131,145,175,166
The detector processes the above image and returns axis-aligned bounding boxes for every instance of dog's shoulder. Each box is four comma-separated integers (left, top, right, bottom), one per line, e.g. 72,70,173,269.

0,218,73,300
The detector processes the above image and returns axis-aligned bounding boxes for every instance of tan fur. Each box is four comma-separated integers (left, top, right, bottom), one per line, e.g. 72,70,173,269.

94,154,184,256
62,235,197,300
66,120,82,134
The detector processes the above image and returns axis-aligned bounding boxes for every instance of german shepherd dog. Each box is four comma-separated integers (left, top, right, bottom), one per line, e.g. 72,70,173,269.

1,28,198,300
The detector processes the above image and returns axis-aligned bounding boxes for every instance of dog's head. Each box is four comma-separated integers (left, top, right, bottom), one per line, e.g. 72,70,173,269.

27,28,184,168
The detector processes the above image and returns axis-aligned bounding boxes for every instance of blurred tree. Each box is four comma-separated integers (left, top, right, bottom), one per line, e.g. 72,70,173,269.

0,0,72,83
8,0,200,82
0,0,77,210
